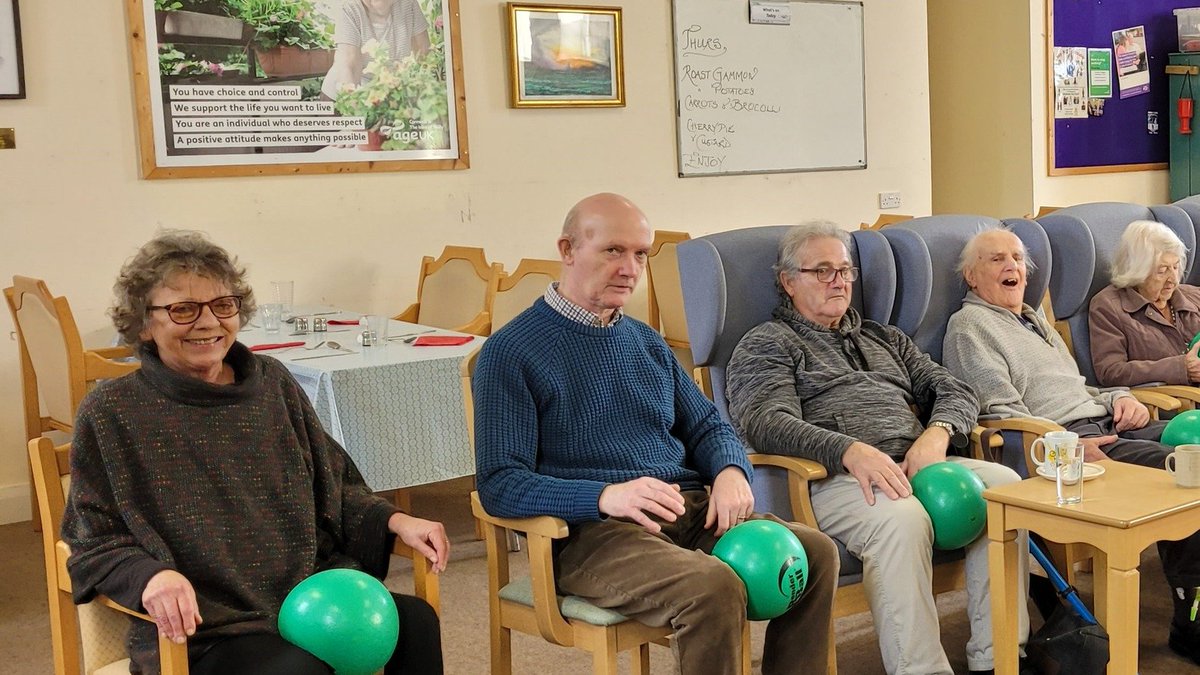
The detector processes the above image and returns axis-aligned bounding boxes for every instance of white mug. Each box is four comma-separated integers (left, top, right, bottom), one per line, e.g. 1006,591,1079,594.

1030,431,1080,469
1166,444,1200,488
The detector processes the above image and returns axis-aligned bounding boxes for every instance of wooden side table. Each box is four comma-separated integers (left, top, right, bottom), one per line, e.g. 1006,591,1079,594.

984,460,1200,674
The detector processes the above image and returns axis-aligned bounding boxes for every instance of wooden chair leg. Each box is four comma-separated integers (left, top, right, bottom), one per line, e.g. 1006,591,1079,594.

632,643,651,675
592,633,619,675
491,622,512,675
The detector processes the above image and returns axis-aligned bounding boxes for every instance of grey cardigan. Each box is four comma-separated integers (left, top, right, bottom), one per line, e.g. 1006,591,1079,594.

943,292,1130,426
726,304,979,475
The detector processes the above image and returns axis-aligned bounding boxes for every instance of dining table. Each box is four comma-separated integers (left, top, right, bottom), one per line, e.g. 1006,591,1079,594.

239,308,482,492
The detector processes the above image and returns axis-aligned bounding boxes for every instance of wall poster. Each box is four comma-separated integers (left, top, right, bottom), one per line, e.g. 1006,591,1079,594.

126,0,469,179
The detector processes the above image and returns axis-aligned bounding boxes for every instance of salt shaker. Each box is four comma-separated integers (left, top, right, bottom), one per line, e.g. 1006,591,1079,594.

292,316,309,334
312,317,327,332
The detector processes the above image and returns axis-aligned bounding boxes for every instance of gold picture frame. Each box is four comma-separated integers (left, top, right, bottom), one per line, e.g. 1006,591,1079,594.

506,3,624,108
124,0,470,179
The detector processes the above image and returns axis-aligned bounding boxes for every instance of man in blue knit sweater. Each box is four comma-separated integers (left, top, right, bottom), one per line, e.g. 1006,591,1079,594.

474,193,839,674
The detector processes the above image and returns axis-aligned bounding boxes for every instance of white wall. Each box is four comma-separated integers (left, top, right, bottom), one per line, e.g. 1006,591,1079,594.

0,0,934,523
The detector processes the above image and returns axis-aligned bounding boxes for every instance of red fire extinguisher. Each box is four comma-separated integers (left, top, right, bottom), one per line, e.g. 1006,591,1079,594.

1180,74,1194,135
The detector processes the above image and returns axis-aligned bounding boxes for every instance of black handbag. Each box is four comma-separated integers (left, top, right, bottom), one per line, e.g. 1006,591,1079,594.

1024,541,1110,675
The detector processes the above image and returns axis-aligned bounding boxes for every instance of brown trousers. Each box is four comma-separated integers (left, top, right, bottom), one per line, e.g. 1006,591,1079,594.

555,490,840,675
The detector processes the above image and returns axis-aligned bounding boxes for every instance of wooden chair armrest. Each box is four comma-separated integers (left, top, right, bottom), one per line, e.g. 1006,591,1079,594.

455,311,491,337
470,493,568,539
83,350,140,381
54,540,189,674
89,346,134,360
394,304,420,322
394,540,440,616
746,453,825,527
1128,389,1182,415
1136,385,1200,408
747,453,827,480
969,425,1006,461
977,417,1062,435
469,492,573,646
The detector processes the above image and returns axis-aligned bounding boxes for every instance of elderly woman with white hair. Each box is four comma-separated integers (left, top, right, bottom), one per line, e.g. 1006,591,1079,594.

1089,220,1200,387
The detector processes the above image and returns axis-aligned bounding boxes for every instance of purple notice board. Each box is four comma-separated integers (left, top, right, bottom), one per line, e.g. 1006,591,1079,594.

1051,0,1195,173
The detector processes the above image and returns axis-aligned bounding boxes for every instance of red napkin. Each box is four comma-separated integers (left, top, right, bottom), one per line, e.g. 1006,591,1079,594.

326,319,361,325
412,335,474,346
249,341,305,352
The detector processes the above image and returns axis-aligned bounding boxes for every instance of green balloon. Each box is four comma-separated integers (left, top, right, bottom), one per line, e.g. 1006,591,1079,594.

911,462,987,550
279,569,399,675
1163,409,1200,447
712,519,809,620
1190,332,1200,351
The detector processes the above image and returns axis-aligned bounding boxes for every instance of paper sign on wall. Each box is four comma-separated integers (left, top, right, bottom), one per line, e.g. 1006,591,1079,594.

749,1,791,25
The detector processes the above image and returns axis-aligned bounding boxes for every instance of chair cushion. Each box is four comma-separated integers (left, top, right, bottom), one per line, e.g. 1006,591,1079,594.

498,576,632,627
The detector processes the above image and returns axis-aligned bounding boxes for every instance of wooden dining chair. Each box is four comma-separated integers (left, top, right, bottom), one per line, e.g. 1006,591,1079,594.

29,437,189,675
490,258,559,333
30,434,439,675
394,246,502,336
5,276,140,530
462,348,752,674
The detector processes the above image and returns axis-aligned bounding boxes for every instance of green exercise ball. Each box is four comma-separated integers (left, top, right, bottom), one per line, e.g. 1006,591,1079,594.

911,462,987,550
278,569,399,675
1163,409,1200,447
712,519,809,620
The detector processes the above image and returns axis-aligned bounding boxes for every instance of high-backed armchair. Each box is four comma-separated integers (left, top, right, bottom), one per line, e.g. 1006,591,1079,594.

677,225,966,642
1037,202,1200,408
1170,195,1200,285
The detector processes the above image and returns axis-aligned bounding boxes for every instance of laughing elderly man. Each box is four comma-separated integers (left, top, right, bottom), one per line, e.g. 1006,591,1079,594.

943,227,1200,665
726,221,1027,675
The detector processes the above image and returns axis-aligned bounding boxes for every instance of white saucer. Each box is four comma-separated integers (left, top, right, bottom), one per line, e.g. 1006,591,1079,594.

1036,463,1105,482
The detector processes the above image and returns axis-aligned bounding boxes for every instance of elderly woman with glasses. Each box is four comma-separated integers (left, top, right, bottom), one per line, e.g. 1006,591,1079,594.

60,231,447,675
1088,220,1200,387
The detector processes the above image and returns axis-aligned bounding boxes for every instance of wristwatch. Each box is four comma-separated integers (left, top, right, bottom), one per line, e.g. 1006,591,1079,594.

929,420,969,451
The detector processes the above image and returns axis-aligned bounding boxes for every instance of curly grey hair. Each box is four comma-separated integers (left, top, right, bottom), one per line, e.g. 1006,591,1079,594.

1110,220,1188,289
110,230,256,345
774,221,851,301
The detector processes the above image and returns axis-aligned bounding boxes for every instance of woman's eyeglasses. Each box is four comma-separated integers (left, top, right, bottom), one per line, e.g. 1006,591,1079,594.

148,296,243,325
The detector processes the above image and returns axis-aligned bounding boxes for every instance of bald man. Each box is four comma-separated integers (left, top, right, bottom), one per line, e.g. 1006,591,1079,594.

474,193,839,674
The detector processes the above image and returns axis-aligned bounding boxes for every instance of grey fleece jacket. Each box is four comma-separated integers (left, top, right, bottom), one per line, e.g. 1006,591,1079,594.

942,291,1131,426
725,304,979,475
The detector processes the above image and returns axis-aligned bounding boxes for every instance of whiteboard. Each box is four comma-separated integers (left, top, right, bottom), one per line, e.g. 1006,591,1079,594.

671,0,866,177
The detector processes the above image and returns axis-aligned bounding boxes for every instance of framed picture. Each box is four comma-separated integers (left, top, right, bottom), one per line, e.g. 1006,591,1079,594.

124,0,469,179
506,3,624,108
0,0,25,99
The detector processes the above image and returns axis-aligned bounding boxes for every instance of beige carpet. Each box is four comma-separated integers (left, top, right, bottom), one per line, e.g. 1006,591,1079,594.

3,476,1195,674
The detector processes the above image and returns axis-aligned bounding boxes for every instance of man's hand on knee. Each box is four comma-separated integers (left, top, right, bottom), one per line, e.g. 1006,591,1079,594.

842,441,911,506
598,477,686,533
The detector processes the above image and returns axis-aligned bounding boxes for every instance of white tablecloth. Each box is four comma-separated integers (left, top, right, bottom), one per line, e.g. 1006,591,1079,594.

241,312,481,491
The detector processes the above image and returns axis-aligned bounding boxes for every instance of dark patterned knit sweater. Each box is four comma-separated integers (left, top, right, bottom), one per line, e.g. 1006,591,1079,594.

61,342,398,673
474,298,752,524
